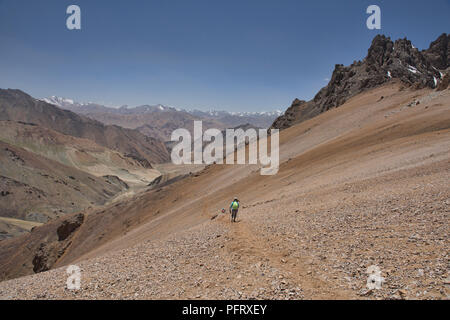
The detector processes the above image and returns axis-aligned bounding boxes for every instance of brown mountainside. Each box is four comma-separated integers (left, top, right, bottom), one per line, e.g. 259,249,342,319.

0,83,448,300
0,89,170,167
0,140,128,226
0,120,160,187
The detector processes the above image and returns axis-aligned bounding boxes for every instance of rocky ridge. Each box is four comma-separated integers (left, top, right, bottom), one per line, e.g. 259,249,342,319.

272,33,449,130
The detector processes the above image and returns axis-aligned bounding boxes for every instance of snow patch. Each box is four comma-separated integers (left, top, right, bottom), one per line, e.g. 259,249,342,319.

407,65,420,74
432,66,444,79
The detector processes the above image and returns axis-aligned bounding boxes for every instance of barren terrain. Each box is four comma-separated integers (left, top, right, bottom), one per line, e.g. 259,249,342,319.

0,83,448,299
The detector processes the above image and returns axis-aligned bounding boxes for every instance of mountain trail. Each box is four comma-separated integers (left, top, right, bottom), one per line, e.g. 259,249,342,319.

217,214,354,299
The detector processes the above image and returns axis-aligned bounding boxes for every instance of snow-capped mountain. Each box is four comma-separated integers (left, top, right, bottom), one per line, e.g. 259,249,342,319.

40,96,115,114
41,96,78,107
41,96,284,141
186,109,283,118
41,96,283,118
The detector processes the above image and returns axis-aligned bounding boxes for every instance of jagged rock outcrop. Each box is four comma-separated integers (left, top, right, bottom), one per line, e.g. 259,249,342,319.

272,33,449,130
31,213,85,273
102,175,129,190
271,99,316,130
422,33,449,70
436,71,449,91
56,213,84,241
148,175,163,187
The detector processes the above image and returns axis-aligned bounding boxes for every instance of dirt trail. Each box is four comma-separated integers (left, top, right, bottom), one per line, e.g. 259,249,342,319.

218,211,355,299
0,84,448,299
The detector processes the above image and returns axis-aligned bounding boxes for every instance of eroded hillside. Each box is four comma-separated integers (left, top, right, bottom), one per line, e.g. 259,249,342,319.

1,83,448,299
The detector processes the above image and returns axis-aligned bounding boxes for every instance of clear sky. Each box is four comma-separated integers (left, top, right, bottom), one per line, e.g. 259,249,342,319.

0,0,448,111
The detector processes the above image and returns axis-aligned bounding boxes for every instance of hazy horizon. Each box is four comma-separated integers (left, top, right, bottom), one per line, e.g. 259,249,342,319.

0,0,448,112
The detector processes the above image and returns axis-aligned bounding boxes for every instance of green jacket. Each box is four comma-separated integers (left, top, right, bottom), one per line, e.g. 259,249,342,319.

230,200,239,210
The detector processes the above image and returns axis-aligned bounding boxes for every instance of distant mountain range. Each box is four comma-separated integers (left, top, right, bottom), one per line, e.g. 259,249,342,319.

1,90,170,166
41,96,283,141
0,89,166,239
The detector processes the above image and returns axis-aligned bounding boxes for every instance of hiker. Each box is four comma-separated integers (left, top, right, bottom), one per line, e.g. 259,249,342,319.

229,197,240,222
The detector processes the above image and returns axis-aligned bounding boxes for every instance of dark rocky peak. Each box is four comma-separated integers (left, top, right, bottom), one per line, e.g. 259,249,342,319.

291,98,307,107
366,35,394,67
271,33,449,130
422,33,449,70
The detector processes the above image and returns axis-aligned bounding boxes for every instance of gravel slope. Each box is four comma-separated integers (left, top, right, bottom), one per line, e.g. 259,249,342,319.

0,84,448,300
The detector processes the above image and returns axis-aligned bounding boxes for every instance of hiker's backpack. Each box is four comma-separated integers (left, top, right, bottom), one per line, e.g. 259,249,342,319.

232,201,239,210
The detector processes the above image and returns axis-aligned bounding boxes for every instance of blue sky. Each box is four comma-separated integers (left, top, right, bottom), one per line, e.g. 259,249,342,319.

0,0,448,111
